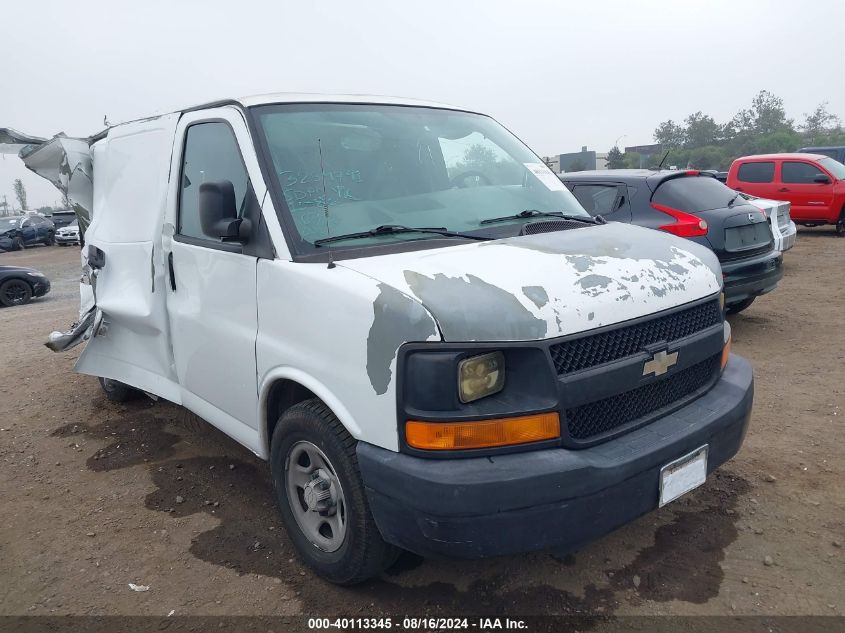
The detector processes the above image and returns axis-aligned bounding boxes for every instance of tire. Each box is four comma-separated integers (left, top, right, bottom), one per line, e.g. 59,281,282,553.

12,236,25,251
97,377,141,402
0,279,33,307
44,232,55,246
726,297,755,315
836,211,845,237
270,399,399,585
58,243,67,247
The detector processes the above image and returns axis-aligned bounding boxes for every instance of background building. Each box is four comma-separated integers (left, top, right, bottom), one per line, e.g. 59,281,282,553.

545,146,607,173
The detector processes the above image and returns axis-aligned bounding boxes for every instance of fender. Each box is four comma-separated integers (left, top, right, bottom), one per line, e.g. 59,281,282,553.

258,366,364,460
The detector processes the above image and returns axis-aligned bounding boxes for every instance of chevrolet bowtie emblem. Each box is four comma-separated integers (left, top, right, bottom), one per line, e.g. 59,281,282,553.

643,350,678,377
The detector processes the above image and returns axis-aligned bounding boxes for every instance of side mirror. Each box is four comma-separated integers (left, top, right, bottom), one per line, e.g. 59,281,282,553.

198,180,251,242
813,174,831,184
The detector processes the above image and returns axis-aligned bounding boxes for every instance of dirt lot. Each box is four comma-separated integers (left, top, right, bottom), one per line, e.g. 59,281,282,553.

0,233,843,620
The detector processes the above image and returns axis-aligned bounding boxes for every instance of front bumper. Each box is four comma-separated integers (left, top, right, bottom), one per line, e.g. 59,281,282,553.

0,236,14,251
358,354,753,559
55,234,80,244
31,278,51,297
722,249,783,306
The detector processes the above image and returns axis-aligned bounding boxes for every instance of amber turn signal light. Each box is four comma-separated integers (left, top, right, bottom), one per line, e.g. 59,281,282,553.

721,331,732,370
405,413,560,451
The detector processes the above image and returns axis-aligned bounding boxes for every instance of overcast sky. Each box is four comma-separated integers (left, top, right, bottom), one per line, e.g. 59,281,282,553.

2,0,843,208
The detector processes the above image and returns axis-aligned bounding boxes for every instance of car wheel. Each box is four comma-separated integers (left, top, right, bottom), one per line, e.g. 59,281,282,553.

44,232,55,246
12,236,25,251
97,377,141,402
270,399,399,585
0,279,34,307
726,297,755,315
836,211,845,237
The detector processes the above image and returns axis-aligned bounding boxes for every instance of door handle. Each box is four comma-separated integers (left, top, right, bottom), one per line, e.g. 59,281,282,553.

168,251,177,291
777,187,790,192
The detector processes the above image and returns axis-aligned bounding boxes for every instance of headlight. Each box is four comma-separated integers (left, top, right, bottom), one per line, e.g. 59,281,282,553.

719,292,725,310
458,351,505,403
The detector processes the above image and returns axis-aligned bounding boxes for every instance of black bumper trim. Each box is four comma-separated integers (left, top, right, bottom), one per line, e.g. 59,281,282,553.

358,354,753,559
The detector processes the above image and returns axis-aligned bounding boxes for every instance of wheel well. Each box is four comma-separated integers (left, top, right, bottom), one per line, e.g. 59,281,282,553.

265,379,318,448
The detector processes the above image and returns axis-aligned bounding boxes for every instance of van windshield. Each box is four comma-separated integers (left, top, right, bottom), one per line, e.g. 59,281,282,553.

251,104,588,252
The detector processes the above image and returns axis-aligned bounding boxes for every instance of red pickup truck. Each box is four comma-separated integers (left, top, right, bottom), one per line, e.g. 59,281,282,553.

726,153,845,236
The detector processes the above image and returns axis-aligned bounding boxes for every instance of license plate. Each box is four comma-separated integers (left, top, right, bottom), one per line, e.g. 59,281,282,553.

659,445,708,507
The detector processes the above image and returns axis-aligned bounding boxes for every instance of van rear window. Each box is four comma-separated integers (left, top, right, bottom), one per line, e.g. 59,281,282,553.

652,176,736,212
737,162,775,183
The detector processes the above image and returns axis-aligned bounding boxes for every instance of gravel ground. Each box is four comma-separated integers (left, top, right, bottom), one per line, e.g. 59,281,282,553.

0,232,843,619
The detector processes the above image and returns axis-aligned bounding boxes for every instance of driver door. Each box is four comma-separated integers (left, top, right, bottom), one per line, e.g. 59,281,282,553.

164,108,268,451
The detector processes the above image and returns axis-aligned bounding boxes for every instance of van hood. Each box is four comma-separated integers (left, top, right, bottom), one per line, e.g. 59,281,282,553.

341,222,722,342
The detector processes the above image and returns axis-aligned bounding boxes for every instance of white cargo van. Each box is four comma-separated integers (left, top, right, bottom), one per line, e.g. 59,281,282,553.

1,95,753,584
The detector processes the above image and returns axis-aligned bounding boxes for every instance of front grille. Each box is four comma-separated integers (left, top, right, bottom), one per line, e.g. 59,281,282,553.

565,354,721,441
549,300,721,375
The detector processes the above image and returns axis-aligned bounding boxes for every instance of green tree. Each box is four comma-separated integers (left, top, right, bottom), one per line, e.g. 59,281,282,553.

800,102,842,145
622,151,641,169
606,145,624,169
684,112,721,147
463,144,498,171
687,146,727,170
653,120,685,147
733,90,793,136
13,179,28,211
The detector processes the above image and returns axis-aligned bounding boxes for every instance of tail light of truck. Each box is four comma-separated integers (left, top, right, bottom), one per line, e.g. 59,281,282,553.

651,202,709,237
405,412,560,450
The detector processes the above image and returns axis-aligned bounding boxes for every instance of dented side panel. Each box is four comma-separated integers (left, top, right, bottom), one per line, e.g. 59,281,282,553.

74,114,182,402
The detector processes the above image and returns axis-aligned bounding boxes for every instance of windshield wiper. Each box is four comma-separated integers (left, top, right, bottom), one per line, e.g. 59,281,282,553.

313,224,489,247
480,209,605,225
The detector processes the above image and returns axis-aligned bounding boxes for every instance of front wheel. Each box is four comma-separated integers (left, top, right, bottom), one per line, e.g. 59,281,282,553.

0,279,33,307
726,297,755,315
270,399,399,585
97,377,141,402
44,232,55,246
835,212,845,237
12,236,25,251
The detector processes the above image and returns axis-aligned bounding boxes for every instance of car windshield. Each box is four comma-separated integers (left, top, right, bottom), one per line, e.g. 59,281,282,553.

818,157,845,180
252,104,589,251
2,217,22,227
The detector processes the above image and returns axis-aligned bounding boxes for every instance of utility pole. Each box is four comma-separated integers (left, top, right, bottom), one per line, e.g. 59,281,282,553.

1,195,8,217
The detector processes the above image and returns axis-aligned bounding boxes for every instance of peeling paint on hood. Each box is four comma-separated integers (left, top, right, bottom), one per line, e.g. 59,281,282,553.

341,222,722,343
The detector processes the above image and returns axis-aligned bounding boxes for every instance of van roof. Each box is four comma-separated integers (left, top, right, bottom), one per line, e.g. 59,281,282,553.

235,92,465,110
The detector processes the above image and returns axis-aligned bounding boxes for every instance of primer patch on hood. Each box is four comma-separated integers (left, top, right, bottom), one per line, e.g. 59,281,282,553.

367,283,438,395
404,271,547,341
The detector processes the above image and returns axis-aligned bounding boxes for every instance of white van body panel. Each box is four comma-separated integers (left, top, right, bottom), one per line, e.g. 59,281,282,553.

256,259,441,453
75,113,182,402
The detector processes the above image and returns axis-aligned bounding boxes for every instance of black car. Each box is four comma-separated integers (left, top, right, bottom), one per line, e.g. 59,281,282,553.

0,215,56,251
559,169,782,314
0,265,51,307
797,146,845,163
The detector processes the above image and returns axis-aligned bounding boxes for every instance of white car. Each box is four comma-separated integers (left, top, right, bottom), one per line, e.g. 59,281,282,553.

1,94,752,584
55,220,81,246
740,194,796,252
